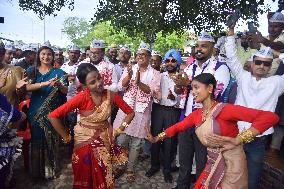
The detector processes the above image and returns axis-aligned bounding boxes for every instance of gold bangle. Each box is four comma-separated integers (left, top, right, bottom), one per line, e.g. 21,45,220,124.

121,122,129,129
62,134,71,144
157,132,167,141
238,129,254,144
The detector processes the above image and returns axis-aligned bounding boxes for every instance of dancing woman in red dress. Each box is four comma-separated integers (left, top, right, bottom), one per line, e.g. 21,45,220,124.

147,73,279,189
49,63,135,189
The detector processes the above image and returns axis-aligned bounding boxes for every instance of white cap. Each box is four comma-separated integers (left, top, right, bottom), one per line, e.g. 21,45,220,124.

138,41,151,52
22,44,37,52
90,39,106,48
198,31,215,43
269,12,284,23
68,43,80,51
119,45,131,52
5,42,15,51
247,54,254,62
151,50,162,57
53,47,63,53
13,40,22,50
255,47,273,59
42,40,51,48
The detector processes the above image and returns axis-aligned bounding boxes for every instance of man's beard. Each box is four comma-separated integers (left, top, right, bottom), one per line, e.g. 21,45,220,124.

166,66,177,73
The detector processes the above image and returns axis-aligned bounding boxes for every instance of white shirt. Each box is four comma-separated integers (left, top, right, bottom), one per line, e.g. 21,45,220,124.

159,72,181,107
78,58,118,92
225,36,284,136
183,57,231,116
61,61,78,100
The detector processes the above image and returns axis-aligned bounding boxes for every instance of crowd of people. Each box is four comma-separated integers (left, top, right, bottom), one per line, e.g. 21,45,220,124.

0,11,284,189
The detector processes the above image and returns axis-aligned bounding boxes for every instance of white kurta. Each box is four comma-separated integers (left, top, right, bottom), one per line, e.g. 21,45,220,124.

78,58,118,92
61,61,78,100
183,57,231,116
225,36,284,136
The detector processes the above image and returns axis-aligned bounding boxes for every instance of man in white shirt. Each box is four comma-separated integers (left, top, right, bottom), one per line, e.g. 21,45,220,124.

79,39,118,92
115,45,131,81
145,49,182,183
172,31,230,189
225,24,284,189
61,43,81,100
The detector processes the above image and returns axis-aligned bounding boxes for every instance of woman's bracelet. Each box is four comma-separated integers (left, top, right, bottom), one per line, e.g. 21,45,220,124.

157,132,167,141
238,129,254,144
62,134,71,144
39,82,42,88
121,122,129,130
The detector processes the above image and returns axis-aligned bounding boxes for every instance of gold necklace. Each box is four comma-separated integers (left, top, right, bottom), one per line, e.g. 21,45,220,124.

201,101,217,122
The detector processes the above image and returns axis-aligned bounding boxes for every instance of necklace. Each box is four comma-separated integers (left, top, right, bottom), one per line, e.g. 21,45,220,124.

91,94,103,113
201,101,217,122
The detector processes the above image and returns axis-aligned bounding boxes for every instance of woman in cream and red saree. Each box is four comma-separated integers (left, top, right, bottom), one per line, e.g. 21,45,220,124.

49,63,135,189
147,73,279,189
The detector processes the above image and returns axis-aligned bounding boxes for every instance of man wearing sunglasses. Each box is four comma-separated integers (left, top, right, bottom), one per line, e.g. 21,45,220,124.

146,49,182,183
223,24,284,189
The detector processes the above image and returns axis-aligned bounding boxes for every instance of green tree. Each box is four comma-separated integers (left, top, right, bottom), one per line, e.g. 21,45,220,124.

153,31,188,55
93,0,280,43
63,17,91,41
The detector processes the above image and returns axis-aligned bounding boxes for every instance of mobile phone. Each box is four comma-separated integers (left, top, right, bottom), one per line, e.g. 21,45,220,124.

248,22,257,34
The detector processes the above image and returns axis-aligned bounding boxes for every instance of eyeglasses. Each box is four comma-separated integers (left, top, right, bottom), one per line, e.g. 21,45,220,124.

254,60,272,67
165,58,177,64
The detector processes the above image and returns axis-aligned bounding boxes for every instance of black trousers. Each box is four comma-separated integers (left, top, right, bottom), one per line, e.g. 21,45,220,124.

150,103,181,174
177,129,207,189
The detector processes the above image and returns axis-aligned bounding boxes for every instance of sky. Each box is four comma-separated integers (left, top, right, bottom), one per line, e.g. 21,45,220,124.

0,0,281,48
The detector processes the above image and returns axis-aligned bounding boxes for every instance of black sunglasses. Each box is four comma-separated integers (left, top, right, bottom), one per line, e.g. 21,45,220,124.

165,58,177,63
254,60,272,67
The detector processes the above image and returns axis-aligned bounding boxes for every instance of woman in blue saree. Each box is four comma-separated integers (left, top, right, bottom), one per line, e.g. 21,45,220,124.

26,45,68,180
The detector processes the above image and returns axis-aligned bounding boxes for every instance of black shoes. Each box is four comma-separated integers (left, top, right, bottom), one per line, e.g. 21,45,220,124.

163,172,173,183
145,168,160,178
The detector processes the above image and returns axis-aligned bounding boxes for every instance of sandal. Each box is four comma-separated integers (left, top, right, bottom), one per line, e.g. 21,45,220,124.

126,170,135,182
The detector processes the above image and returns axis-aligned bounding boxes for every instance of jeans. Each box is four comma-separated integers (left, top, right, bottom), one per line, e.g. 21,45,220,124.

243,135,269,189
117,134,142,171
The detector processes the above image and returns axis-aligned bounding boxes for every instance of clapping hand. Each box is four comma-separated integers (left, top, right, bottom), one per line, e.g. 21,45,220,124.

127,64,133,77
135,68,140,84
167,90,175,100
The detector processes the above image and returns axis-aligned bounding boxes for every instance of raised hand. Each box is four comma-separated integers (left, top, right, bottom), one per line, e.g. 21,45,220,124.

127,64,133,77
16,77,29,90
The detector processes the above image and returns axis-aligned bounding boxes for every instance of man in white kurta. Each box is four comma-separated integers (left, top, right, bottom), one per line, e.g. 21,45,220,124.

113,42,161,180
225,25,284,189
78,39,118,92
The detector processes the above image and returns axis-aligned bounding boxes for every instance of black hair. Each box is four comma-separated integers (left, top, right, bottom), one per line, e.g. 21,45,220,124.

23,50,36,57
193,73,217,99
76,63,99,85
30,46,54,84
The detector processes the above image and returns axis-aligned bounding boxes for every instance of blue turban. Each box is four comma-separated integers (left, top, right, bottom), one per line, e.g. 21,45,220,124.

164,49,182,65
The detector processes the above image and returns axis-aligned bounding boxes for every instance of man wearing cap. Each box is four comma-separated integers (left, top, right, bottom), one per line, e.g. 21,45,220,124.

146,49,183,183
16,45,37,70
115,45,132,81
79,39,118,92
223,24,284,189
172,31,230,189
53,48,64,69
61,43,81,99
108,44,119,65
113,42,161,181
0,43,25,106
151,51,163,71
248,12,284,75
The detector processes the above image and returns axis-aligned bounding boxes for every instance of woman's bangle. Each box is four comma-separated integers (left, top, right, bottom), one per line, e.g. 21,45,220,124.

238,129,254,144
62,134,71,144
157,132,167,141
121,122,129,129
39,82,42,88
